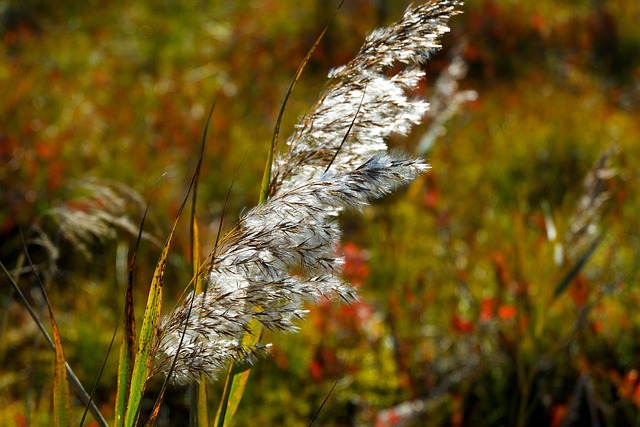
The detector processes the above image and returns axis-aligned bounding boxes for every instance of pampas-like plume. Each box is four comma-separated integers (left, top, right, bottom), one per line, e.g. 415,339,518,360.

152,0,462,384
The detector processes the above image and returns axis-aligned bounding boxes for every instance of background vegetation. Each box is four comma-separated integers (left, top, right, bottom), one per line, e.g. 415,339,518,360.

1,0,639,425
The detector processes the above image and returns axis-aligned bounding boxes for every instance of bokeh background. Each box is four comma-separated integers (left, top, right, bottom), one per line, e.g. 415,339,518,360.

1,0,640,425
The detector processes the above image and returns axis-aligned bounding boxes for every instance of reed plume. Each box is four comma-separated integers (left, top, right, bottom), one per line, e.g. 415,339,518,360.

152,0,462,384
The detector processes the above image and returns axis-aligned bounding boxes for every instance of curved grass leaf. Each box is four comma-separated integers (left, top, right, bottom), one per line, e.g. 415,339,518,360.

124,243,166,427
51,308,71,427
22,238,73,427
114,182,159,427
114,192,154,427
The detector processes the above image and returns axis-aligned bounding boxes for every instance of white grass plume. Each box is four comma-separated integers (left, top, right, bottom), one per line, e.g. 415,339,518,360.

152,0,462,384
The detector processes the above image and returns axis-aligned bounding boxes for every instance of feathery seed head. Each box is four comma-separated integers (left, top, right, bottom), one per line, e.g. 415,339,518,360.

152,0,461,384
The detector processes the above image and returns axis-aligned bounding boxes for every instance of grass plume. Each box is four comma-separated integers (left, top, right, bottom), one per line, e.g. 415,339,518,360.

151,0,462,385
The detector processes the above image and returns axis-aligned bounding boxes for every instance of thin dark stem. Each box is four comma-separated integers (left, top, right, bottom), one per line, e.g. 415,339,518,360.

325,85,367,174
308,378,339,426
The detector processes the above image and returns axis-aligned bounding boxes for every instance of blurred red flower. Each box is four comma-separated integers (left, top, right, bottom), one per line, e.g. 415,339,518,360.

451,314,474,333
480,297,495,322
480,297,517,322
498,304,517,320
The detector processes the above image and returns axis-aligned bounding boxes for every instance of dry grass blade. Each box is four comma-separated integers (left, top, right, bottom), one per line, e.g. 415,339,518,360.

51,305,71,427
19,237,73,427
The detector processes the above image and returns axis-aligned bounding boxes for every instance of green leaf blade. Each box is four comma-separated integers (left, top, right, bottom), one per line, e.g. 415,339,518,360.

123,245,168,427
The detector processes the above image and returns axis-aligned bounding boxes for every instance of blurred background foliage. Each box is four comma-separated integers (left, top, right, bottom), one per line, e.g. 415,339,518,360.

1,0,639,425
